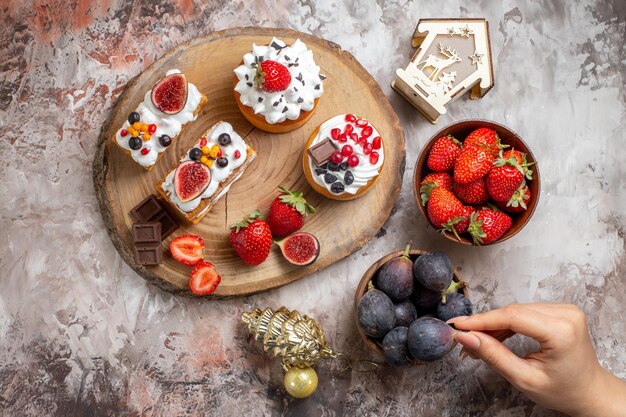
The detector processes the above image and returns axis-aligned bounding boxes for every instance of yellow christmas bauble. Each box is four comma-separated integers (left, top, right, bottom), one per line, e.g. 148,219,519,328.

283,366,318,398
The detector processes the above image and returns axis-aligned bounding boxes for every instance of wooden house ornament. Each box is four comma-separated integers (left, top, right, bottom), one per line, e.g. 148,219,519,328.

392,18,494,124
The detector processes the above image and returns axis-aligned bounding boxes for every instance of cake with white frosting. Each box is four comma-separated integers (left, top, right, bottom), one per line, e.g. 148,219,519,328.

303,114,384,201
113,69,207,170
156,122,256,223
233,38,325,133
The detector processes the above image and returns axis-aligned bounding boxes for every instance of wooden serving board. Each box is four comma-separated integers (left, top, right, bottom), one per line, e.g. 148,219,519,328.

94,27,405,298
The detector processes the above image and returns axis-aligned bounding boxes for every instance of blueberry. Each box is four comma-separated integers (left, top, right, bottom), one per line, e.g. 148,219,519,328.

314,168,327,176
437,292,473,321
319,163,328,170
216,157,229,168
128,137,142,150
394,301,418,327
339,161,349,171
411,282,441,314
189,148,202,161
344,171,354,185
218,133,232,146
159,134,172,147
407,317,455,362
327,162,340,172
357,289,396,338
330,182,345,194
374,248,414,301
413,251,453,292
324,173,337,184
382,326,411,367
128,112,140,124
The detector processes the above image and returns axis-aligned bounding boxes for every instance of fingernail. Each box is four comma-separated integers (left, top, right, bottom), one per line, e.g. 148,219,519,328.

446,316,470,324
454,331,481,350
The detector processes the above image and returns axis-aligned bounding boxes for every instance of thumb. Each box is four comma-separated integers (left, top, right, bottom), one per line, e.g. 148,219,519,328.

455,331,536,388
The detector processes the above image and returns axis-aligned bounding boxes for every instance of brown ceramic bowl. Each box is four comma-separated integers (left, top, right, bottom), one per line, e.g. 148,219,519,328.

354,249,468,364
414,120,540,246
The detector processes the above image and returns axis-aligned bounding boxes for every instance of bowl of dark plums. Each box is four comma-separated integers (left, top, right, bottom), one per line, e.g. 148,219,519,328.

354,245,472,366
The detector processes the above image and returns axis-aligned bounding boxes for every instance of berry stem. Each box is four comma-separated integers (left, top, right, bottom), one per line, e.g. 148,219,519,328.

401,242,412,259
441,280,465,303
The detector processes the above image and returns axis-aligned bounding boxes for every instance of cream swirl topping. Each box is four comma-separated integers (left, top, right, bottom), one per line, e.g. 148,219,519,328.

309,115,384,195
115,69,202,167
161,122,248,213
234,38,324,124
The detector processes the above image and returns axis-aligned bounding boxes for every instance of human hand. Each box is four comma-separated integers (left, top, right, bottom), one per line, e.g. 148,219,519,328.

449,303,626,417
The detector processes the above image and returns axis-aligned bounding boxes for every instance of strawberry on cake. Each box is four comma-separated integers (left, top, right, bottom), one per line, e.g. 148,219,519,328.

233,38,325,133
303,114,384,201
113,69,207,170
156,121,256,224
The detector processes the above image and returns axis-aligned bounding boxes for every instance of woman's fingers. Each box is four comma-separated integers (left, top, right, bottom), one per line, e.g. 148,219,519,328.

448,304,554,343
454,330,537,390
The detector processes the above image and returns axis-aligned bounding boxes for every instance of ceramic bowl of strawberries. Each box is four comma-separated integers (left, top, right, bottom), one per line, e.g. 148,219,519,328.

414,120,540,246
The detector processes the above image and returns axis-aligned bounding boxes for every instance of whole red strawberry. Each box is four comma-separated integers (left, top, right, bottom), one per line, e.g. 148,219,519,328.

456,206,474,234
230,210,273,265
427,187,470,241
454,128,501,184
451,178,489,205
268,185,315,237
427,135,461,172
255,60,291,92
419,172,452,206
468,209,512,245
486,149,532,202
497,184,531,213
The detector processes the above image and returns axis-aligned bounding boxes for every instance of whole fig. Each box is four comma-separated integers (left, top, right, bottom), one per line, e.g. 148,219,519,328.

413,251,453,293
411,282,441,313
407,316,456,362
437,292,473,321
382,326,411,367
374,244,414,301
357,289,396,338
394,301,418,327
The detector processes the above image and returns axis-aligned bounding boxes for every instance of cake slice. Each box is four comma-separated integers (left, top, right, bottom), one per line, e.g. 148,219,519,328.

112,69,207,170
156,121,256,223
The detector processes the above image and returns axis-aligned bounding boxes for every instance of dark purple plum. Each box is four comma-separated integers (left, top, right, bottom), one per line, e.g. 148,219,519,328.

437,292,473,321
411,282,441,313
407,316,456,362
374,244,414,301
357,289,396,338
394,301,418,327
382,326,411,367
413,251,453,293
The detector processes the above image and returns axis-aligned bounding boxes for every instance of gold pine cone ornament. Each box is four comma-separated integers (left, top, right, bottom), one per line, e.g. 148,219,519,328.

241,306,336,398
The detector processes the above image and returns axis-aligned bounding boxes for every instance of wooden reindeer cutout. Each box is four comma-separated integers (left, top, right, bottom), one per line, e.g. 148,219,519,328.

392,18,494,124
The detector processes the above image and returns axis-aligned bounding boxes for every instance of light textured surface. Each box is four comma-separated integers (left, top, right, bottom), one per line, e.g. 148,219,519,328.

1,1,624,416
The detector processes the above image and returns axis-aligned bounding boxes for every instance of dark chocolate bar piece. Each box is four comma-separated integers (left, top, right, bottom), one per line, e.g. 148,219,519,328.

133,243,162,266
152,209,179,240
308,138,338,167
133,222,161,244
131,195,163,223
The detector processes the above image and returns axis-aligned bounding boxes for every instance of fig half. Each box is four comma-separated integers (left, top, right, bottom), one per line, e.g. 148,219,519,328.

174,161,211,202
151,73,188,114
276,232,320,266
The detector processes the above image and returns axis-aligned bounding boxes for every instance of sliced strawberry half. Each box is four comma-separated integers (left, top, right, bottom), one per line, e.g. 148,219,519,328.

174,161,211,202
169,234,204,266
189,262,221,295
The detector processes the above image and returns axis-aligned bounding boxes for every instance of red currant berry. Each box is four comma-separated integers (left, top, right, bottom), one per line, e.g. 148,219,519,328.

217,148,223,157
200,137,207,147
372,136,382,149
345,114,357,122
120,129,128,137
338,133,348,143
369,151,379,165
363,143,373,155
331,151,343,164
355,119,368,128
234,150,241,159
344,124,353,134
347,154,360,167
148,124,157,134
140,147,150,155
331,128,341,140
350,133,359,142
341,144,353,156
361,126,373,137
